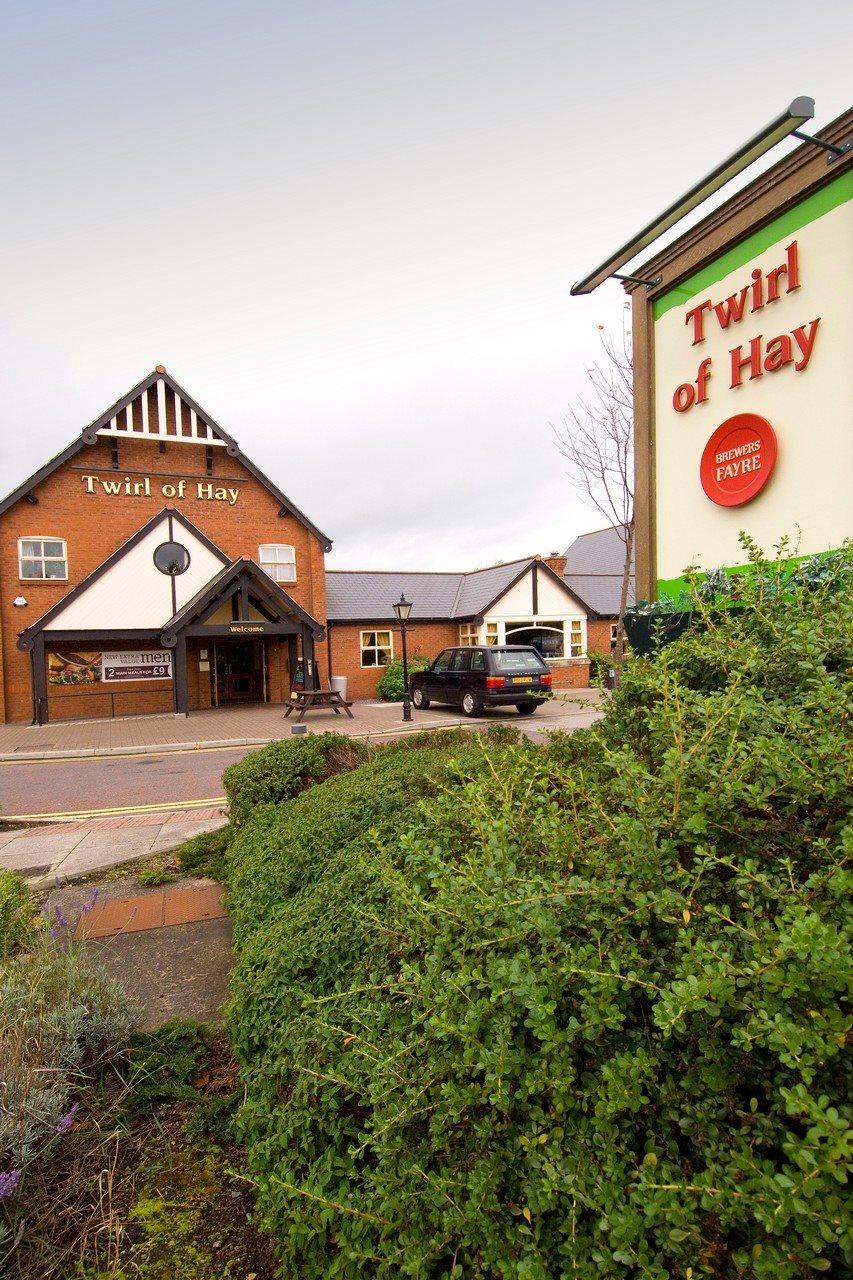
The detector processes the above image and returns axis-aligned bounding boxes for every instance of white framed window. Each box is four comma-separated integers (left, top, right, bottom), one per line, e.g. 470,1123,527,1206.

485,622,499,645
360,630,393,668
459,623,479,646
259,544,296,583
19,537,68,581
610,622,619,651
569,619,584,657
505,620,566,658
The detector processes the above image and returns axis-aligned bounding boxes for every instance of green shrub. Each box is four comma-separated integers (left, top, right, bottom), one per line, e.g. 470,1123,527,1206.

0,869,37,958
227,545,852,1278
0,946,136,1199
375,654,431,701
176,824,234,880
586,648,612,683
125,1018,210,1111
223,733,368,825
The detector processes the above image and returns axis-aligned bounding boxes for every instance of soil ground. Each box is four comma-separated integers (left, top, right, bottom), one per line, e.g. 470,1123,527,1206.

2,1030,279,1280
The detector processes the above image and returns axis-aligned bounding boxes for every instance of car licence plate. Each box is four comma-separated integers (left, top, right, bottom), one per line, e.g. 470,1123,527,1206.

511,676,533,685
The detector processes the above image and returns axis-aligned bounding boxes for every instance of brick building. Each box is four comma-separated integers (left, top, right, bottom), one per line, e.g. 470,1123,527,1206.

0,368,592,724
326,558,590,700
0,368,331,724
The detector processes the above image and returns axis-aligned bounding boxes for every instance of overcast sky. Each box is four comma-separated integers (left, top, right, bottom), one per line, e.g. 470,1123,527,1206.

1,2,849,569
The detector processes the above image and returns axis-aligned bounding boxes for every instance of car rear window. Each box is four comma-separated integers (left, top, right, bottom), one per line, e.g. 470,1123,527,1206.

492,648,548,672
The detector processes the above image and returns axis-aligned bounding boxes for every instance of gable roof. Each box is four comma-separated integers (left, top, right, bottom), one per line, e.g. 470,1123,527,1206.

0,367,333,550
160,557,324,643
16,508,230,650
325,556,586,623
562,525,635,617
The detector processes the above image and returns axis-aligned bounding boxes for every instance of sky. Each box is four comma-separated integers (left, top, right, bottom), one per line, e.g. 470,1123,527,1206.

1,1,849,570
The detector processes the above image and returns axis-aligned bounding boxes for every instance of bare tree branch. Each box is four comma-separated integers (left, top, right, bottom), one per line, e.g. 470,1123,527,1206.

555,306,634,671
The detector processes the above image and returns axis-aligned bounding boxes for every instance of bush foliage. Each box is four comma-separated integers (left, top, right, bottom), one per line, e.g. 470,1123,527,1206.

0,945,136,1213
375,655,432,701
227,549,851,1278
222,732,368,825
0,869,37,958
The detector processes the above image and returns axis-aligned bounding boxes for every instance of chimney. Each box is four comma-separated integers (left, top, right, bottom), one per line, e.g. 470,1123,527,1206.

543,552,567,578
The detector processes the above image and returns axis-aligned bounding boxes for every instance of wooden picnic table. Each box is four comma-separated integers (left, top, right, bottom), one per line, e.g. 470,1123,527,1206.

284,687,354,722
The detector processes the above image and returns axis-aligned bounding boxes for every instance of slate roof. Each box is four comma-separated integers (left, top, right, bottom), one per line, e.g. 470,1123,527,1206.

562,526,635,617
325,558,535,622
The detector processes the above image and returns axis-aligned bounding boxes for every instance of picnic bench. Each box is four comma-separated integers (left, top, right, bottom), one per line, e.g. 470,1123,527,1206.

284,687,354,722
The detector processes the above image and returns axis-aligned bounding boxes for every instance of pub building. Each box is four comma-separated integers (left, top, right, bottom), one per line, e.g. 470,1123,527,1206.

0,367,591,725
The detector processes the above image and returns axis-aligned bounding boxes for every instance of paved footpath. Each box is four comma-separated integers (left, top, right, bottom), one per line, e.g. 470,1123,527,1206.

0,693,605,761
0,808,225,884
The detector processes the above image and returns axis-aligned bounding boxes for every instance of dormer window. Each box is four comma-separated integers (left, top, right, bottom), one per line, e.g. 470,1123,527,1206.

259,544,296,584
19,538,68,580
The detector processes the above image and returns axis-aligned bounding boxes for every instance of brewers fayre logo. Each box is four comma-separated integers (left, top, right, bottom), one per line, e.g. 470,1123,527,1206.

669,238,820,508
699,414,777,507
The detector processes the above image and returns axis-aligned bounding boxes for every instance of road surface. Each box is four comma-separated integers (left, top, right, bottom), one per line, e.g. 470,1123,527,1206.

0,705,601,819
0,746,245,819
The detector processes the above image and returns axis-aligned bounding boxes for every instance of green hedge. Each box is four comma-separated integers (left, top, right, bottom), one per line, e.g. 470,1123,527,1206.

0,868,37,958
226,550,852,1278
222,732,369,825
375,655,432,701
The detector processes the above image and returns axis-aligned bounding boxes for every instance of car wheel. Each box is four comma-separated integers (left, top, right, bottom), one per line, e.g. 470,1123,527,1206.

461,690,480,717
412,688,430,709
516,701,538,715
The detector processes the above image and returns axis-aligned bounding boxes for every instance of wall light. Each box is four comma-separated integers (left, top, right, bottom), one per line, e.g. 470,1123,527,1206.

12,596,27,608
571,96,816,296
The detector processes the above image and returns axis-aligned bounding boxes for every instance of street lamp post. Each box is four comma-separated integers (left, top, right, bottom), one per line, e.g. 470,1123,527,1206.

392,592,413,722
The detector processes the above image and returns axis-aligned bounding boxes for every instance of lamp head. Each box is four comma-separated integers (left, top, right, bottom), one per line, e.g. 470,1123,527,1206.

392,592,413,622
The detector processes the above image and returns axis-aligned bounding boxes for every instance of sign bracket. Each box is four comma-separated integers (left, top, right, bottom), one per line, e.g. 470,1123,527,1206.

790,129,851,163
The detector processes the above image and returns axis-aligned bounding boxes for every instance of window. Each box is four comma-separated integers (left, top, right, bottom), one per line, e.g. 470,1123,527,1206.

360,630,392,668
610,622,619,651
493,649,547,672
459,623,479,646
485,622,499,645
505,620,565,658
432,650,453,673
569,620,584,658
19,538,67,580
471,650,486,672
259,544,296,583
451,650,471,671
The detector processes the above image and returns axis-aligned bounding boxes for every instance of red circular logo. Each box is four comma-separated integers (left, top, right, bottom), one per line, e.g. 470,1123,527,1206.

700,413,778,507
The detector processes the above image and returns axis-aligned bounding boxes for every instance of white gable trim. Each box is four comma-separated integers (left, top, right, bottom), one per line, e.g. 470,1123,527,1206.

485,563,589,620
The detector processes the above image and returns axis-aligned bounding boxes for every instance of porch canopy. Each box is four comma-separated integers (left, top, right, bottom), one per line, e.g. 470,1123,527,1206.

159,557,325,711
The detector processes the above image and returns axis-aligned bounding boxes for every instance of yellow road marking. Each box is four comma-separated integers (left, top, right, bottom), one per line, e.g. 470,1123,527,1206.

4,797,227,822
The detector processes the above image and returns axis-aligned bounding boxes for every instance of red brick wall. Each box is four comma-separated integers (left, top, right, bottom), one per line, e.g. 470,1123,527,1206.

327,622,458,700
586,618,616,657
0,427,329,723
546,658,591,688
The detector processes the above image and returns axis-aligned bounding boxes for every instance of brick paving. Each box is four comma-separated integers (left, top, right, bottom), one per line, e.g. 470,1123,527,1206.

0,808,226,882
76,883,227,939
0,692,604,760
